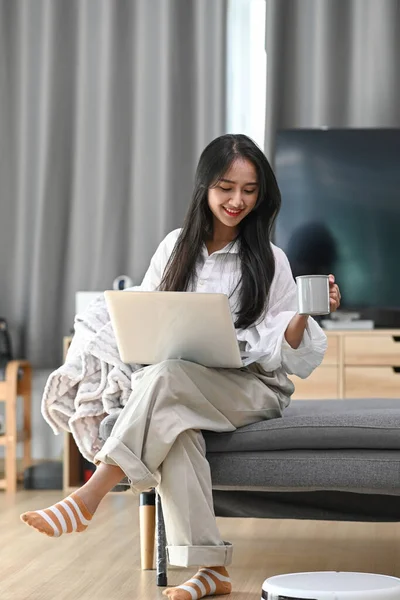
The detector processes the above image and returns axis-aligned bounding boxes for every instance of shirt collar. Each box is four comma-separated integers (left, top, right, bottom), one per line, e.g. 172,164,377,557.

202,239,240,258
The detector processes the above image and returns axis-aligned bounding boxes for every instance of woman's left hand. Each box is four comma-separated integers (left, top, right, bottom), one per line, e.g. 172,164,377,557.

329,274,341,312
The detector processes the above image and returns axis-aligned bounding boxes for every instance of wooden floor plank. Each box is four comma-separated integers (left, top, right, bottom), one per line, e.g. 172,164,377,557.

1,491,400,599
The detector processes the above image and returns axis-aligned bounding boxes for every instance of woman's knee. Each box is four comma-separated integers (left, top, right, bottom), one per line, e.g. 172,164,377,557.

159,358,187,368
152,358,187,376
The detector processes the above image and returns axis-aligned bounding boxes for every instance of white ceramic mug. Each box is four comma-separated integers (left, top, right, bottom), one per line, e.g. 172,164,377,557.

296,275,330,316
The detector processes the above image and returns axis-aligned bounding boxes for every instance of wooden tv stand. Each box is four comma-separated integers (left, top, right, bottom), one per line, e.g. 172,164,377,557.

291,329,400,400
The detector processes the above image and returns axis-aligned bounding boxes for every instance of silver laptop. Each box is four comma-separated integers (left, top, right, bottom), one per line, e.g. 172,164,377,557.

104,290,267,369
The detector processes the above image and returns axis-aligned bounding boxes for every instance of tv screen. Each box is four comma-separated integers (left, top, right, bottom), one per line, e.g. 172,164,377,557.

274,129,400,324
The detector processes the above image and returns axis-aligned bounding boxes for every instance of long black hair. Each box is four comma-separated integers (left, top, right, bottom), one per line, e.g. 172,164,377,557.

159,134,281,329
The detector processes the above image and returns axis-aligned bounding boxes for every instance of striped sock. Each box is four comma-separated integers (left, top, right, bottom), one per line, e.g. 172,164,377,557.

163,567,232,599
20,493,93,537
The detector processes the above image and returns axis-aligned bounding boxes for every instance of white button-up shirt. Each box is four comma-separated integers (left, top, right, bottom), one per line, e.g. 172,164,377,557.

128,229,327,379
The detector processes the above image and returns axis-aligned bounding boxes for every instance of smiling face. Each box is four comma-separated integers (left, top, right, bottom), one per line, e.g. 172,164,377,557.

208,158,259,237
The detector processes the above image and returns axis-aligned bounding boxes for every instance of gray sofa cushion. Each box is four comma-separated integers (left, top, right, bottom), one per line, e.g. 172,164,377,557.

207,448,400,495
204,399,400,452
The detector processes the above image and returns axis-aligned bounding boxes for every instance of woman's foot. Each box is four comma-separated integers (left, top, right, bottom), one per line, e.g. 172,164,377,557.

163,566,232,599
20,492,94,537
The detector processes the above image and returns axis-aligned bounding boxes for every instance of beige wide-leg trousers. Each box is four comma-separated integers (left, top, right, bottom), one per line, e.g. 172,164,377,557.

95,359,293,567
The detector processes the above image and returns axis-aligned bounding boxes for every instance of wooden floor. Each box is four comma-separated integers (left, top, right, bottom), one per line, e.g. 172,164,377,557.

2,491,400,600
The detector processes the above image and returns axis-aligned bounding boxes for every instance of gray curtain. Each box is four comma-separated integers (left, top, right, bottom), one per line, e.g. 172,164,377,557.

265,0,400,159
0,0,227,367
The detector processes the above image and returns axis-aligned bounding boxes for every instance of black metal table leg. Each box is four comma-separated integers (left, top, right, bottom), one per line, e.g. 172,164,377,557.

156,491,168,587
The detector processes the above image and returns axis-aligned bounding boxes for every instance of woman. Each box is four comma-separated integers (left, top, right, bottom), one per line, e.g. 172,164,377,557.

22,134,340,600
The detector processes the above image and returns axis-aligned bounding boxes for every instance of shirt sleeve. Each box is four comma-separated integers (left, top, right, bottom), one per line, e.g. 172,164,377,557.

125,229,181,292
237,246,327,378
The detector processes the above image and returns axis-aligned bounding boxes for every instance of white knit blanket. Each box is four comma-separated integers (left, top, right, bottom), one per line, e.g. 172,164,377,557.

42,294,140,462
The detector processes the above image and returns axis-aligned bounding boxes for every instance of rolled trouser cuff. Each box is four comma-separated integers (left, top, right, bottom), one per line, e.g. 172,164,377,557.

167,542,233,567
94,436,160,493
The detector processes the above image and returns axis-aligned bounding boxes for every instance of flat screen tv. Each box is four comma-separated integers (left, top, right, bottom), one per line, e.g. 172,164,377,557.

274,128,400,327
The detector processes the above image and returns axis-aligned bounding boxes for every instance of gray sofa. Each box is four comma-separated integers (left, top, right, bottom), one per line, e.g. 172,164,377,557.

100,398,400,586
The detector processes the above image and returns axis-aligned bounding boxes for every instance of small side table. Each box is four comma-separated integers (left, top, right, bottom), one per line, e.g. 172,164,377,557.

0,361,32,492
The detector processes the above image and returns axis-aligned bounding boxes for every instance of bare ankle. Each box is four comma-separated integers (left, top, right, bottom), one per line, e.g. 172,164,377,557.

75,488,102,515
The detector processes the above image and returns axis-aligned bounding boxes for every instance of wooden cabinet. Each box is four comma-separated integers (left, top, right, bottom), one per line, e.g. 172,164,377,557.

345,334,400,366
345,367,400,399
291,329,400,400
291,366,339,400
322,336,339,365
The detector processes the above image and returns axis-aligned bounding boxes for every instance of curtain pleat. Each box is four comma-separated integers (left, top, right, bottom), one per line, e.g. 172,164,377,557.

0,0,227,366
